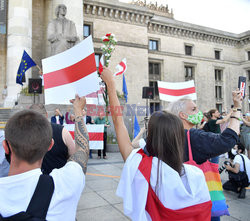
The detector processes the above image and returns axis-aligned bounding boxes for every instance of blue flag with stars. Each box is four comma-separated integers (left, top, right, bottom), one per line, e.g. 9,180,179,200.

123,74,128,103
16,50,36,85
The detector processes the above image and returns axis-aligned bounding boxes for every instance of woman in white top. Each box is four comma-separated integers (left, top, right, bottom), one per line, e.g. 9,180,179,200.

101,67,212,221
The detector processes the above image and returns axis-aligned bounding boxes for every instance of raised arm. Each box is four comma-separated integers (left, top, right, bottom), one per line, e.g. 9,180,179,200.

101,67,133,161
68,95,89,173
216,110,232,124
227,90,243,135
132,127,145,149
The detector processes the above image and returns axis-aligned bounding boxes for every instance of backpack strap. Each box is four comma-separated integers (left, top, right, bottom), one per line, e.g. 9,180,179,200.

186,130,193,161
239,154,247,172
26,174,54,219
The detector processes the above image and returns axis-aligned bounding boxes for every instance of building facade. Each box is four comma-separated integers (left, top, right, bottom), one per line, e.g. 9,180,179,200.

0,0,250,114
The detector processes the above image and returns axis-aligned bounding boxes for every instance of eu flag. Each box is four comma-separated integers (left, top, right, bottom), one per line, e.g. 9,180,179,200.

16,50,36,85
123,74,128,102
133,115,140,138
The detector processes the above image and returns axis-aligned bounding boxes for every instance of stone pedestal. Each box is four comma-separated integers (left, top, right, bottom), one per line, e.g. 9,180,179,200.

4,0,33,107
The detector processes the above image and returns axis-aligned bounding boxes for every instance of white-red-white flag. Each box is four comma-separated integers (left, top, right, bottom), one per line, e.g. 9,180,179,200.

157,80,197,102
114,58,127,76
64,124,104,150
42,36,101,104
86,89,105,105
99,55,104,74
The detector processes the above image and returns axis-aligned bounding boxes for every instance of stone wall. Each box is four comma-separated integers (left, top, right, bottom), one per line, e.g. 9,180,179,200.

0,33,7,104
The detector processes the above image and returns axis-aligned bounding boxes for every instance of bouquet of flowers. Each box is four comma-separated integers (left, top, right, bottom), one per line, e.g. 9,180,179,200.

100,33,117,121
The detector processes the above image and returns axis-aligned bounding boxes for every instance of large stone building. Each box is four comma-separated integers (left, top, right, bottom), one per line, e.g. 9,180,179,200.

0,0,250,114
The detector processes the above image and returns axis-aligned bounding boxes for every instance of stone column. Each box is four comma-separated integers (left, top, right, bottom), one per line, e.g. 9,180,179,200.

4,0,33,107
45,0,84,57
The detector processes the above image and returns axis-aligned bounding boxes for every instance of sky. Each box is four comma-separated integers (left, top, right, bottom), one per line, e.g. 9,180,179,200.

120,0,250,34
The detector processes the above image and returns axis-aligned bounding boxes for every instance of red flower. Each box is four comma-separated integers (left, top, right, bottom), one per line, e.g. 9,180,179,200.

103,38,110,42
106,33,111,37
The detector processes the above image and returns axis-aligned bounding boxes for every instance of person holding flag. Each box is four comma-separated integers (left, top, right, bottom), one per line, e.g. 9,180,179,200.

16,50,37,85
100,67,212,221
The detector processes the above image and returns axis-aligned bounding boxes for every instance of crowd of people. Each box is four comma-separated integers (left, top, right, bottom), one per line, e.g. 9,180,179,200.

0,67,249,220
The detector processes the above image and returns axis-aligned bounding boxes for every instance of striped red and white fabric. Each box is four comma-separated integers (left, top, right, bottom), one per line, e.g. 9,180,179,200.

114,58,127,76
85,89,105,105
99,55,104,74
157,80,197,102
64,124,104,150
116,148,211,221
42,36,101,104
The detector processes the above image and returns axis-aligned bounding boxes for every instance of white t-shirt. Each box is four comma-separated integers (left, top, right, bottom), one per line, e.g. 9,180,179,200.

116,148,211,221
233,154,250,180
0,161,84,221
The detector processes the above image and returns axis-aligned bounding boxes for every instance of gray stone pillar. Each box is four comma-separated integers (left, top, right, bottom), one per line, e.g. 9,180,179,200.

45,0,84,57
4,0,33,107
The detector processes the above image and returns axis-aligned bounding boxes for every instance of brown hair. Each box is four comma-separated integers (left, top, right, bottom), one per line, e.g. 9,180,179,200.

146,111,184,175
5,110,52,164
208,109,217,118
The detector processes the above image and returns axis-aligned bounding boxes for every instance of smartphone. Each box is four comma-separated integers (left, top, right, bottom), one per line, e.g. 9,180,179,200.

238,76,246,98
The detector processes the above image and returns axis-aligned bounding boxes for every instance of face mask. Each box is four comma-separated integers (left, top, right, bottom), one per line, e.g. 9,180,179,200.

231,148,237,156
186,111,203,125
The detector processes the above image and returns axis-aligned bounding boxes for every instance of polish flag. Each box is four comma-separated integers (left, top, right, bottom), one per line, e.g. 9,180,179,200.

64,124,104,150
99,55,104,74
157,80,197,102
42,36,101,104
114,58,127,76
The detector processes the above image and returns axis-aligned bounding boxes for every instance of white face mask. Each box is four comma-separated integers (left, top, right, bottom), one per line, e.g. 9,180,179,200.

231,148,237,155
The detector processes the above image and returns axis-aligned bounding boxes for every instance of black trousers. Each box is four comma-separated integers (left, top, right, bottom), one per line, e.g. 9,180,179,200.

98,132,107,157
223,179,239,193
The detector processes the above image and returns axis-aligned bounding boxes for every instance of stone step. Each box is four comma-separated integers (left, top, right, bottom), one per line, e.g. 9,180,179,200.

0,121,6,129
0,108,12,122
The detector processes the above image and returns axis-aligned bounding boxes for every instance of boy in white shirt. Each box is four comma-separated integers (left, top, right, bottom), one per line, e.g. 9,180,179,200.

0,95,89,220
223,143,250,198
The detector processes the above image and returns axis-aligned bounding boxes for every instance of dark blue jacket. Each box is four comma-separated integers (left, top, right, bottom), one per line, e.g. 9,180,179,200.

184,128,238,164
51,115,64,125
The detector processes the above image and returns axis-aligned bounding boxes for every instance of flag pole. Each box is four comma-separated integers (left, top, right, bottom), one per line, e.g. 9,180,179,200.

36,65,42,75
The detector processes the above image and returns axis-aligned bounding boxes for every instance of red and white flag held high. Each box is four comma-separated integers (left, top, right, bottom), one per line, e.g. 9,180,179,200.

64,124,104,150
157,80,197,102
114,58,127,76
99,55,104,74
42,36,101,104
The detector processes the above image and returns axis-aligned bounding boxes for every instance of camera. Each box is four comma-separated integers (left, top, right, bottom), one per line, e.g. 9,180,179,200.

218,160,232,174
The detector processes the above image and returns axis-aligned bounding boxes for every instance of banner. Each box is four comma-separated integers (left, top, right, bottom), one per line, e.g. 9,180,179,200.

158,80,197,102
42,36,101,104
64,124,104,150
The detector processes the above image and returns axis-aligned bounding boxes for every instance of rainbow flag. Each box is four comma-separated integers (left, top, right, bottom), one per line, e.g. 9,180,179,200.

185,160,229,217
185,130,229,217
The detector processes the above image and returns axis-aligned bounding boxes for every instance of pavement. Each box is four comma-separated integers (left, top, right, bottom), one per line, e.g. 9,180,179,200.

76,153,250,221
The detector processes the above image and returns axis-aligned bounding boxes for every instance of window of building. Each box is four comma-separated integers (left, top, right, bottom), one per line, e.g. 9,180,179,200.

215,50,220,60
185,66,194,80
95,53,101,69
248,51,250,60
248,70,250,81
216,104,222,113
185,45,192,56
150,102,160,115
149,63,160,76
215,69,222,81
149,40,158,51
215,86,222,99
149,81,159,97
84,24,91,38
